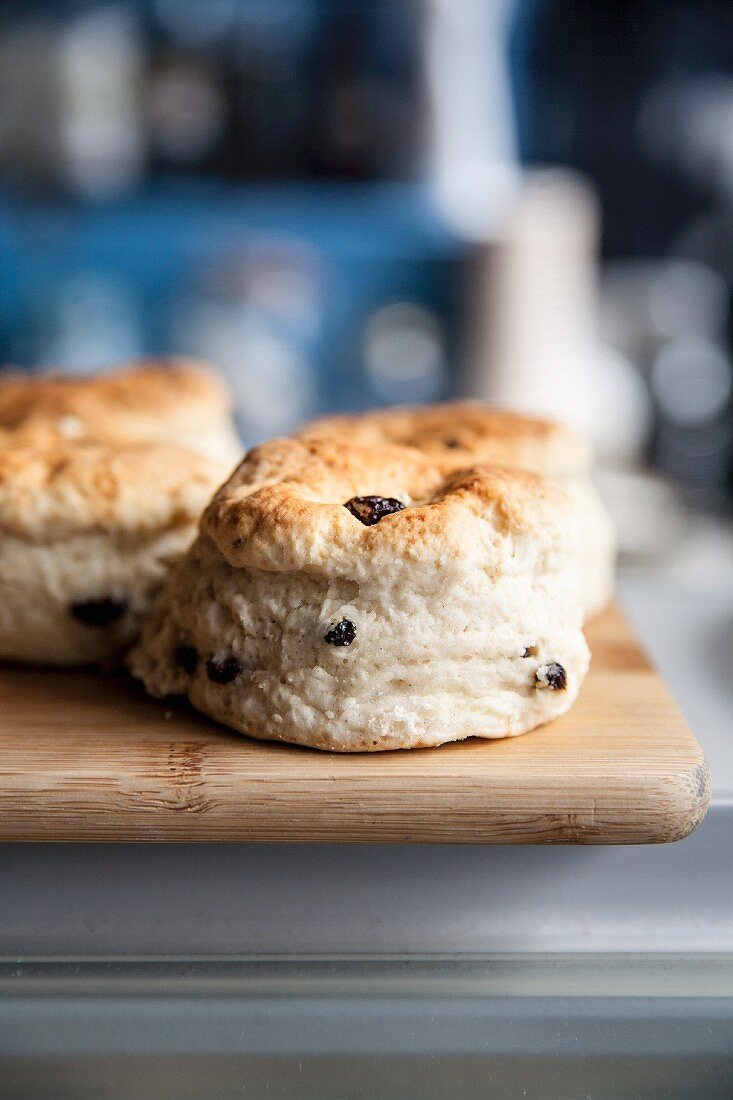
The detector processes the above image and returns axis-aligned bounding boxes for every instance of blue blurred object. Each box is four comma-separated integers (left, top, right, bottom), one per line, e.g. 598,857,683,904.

0,183,467,439
0,0,472,438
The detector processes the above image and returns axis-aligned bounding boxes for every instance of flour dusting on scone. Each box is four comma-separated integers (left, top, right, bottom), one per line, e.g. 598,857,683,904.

130,436,590,751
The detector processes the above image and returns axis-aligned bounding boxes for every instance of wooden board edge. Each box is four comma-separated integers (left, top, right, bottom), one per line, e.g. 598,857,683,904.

0,760,712,845
647,753,713,845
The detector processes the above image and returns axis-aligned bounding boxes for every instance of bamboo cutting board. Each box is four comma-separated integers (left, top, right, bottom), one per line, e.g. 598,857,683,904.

0,603,711,844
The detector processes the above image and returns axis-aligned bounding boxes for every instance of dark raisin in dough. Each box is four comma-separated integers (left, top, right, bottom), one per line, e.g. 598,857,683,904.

206,656,244,684
344,495,405,526
325,619,357,646
444,438,461,449
176,645,199,675
537,661,567,691
69,598,128,626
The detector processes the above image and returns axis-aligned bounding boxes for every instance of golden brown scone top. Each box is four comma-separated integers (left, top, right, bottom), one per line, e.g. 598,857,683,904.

0,436,226,542
0,358,233,445
299,401,590,479
203,436,577,576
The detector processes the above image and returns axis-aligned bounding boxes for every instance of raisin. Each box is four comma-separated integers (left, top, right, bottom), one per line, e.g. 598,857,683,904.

325,619,357,646
536,662,567,691
206,656,243,684
69,598,128,626
344,495,405,526
176,645,199,675
444,438,461,449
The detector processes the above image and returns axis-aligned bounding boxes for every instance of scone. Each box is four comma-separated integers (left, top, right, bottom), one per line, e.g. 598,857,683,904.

0,437,229,666
0,358,241,465
130,437,590,752
300,402,615,618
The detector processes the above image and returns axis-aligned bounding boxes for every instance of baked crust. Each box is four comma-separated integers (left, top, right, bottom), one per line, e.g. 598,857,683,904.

0,358,237,452
0,437,227,542
202,436,577,576
299,401,590,478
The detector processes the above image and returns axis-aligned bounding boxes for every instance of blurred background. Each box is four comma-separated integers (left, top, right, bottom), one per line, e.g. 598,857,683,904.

1,0,733,564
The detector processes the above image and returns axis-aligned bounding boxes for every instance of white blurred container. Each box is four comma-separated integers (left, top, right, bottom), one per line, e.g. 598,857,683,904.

467,169,598,434
466,168,652,469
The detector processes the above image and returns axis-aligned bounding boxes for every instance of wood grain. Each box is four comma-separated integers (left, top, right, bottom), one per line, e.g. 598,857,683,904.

0,603,711,844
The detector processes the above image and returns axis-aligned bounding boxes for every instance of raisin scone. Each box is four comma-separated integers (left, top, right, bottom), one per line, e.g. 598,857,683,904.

0,358,241,466
130,437,590,752
300,402,615,619
0,438,229,666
